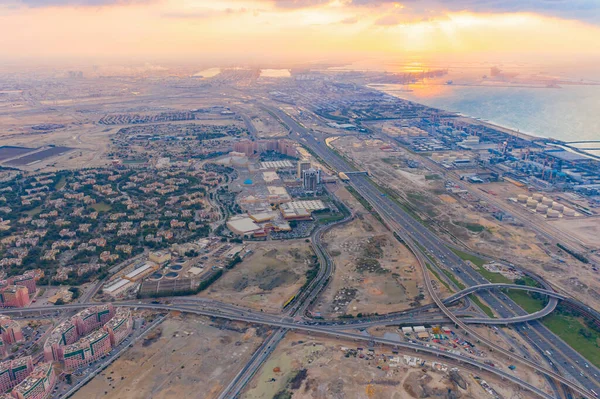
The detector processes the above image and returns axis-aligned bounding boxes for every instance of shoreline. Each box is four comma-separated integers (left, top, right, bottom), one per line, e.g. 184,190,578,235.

373,86,600,161
372,86,557,144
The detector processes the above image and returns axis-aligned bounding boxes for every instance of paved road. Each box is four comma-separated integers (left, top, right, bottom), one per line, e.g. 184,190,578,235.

265,105,599,398
217,328,287,399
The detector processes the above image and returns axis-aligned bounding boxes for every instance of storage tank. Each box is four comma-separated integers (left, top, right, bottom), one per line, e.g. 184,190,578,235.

517,194,528,203
552,202,564,211
536,204,549,213
526,199,538,208
563,208,576,217
547,209,560,218
542,197,553,206
532,193,543,202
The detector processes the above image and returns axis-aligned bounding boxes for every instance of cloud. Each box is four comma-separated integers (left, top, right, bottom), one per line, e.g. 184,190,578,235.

374,14,400,25
268,0,330,9
14,0,151,6
339,16,358,24
347,0,600,23
162,7,249,19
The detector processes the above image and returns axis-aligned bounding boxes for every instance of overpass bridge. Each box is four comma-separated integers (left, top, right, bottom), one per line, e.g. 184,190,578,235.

564,140,600,145
2,283,564,326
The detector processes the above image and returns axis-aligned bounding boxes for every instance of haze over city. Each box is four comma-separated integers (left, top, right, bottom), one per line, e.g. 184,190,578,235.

1,0,600,66
0,1,599,399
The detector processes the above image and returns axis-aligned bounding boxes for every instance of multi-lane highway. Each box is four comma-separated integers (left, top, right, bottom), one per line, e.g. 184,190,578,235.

265,104,599,398
25,301,558,399
14,104,599,398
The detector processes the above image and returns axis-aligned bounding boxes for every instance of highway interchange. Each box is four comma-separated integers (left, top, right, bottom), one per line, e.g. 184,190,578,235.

11,104,600,399
266,105,600,398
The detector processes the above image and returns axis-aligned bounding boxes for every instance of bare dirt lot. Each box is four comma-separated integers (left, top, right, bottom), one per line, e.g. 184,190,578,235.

547,217,600,248
330,136,600,310
241,332,542,399
201,240,315,313
313,185,426,317
72,314,267,399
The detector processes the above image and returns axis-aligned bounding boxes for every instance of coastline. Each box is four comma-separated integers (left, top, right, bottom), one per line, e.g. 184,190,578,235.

373,86,546,144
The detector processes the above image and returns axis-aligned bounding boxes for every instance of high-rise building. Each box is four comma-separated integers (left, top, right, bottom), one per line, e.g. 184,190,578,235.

302,168,320,193
297,160,311,179
10,362,55,399
0,271,39,299
0,316,24,344
0,286,29,308
233,139,297,158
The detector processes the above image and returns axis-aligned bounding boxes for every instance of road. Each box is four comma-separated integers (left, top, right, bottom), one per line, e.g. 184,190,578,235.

265,104,599,398
50,302,559,399
217,328,287,399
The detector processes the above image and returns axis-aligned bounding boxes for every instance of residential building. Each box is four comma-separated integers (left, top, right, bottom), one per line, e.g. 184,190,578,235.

10,362,55,399
63,330,111,371
0,357,33,394
0,286,29,308
0,316,23,344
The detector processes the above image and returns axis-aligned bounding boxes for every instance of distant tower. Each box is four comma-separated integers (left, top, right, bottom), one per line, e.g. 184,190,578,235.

302,168,319,193
297,160,311,179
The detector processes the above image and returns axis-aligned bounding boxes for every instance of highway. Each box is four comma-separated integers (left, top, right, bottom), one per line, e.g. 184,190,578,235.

217,328,288,399
265,105,599,398
14,104,598,398
42,301,558,399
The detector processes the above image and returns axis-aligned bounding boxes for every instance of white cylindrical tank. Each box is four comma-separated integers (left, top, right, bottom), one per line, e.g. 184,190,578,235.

517,194,528,203
527,199,538,208
542,197,553,206
536,204,548,213
552,202,564,211
547,209,560,218
563,208,576,216
532,193,543,202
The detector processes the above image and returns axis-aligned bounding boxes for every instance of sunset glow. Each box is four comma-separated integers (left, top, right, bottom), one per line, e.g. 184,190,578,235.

1,0,599,64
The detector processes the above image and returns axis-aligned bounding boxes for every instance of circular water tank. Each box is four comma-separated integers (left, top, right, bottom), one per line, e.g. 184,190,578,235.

547,209,560,218
170,264,183,271
542,197,553,206
552,202,564,211
536,204,548,213
165,272,179,279
526,199,538,208
532,193,543,202
149,272,163,281
517,194,528,203
563,208,576,216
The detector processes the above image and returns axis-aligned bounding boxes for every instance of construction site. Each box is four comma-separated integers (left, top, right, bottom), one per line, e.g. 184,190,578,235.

199,240,317,313
240,332,543,399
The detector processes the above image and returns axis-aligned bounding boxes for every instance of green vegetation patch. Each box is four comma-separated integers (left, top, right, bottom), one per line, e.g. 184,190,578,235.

24,206,42,217
456,222,486,233
441,269,465,290
468,294,495,318
506,291,546,313
91,201,112,212
54,176,67,190
449,247,486,267
449,247,511,284
542,314,600,369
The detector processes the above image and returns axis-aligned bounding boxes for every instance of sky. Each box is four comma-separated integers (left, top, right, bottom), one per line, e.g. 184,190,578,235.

1,0,599,66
